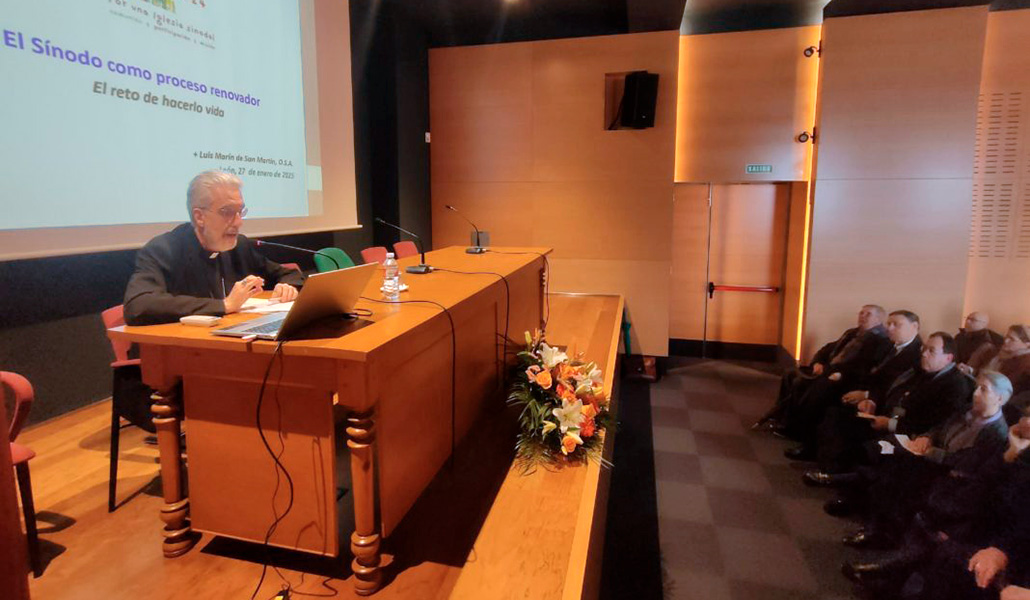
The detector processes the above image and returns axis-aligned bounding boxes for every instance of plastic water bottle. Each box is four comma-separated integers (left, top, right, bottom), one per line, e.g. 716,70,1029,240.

383,252,401,301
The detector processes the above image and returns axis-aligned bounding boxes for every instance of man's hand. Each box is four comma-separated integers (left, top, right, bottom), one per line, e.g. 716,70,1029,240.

908,436,932,456
842,391,866,405
871,416,890,431
958,363,975,376
224,275,264,314
271,283,299,303
828,372,842,382
1001,585,1030,600
969,547,1008,589
857,399,877,414
811,363,824,376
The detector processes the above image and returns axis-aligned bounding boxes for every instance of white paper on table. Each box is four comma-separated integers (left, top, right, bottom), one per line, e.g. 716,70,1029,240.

856,412,876,420
878,440,895,455
241,299,294,313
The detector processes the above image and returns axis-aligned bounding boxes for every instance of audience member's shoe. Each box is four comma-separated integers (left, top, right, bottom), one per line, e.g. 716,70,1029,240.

770,427,792,440
784,445,816,461
842,528,893,549
802,470,859,488
823,497,853,517
842,552,917,584
751,418,781,432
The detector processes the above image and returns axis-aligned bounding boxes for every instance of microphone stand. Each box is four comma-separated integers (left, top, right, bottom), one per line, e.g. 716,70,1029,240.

254,239,341,270
444,205,487,254
373,218,433,274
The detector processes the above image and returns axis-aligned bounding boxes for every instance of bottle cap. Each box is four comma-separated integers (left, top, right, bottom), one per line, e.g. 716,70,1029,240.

386,252,395,258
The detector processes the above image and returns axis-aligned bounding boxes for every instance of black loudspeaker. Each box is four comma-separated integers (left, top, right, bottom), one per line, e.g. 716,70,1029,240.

620,71,659,129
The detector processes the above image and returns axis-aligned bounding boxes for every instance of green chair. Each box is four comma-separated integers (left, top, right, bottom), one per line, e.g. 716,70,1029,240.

313,247,355,272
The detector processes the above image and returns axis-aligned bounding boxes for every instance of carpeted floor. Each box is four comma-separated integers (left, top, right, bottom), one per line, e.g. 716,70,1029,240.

649,358,867,600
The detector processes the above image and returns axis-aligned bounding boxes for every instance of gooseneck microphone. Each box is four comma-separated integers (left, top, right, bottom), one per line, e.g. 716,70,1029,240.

444,205,487,254
254,239,341,271
373,218,433,274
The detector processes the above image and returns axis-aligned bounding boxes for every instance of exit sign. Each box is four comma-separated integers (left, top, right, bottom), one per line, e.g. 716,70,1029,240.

746,164,773,174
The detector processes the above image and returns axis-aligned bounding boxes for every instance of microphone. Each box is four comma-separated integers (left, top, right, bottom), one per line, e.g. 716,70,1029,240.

373,217,432,274
444,205,487,254
254,239,341,271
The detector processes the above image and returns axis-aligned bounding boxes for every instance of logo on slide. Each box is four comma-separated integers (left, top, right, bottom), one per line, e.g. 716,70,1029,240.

148,0,177,13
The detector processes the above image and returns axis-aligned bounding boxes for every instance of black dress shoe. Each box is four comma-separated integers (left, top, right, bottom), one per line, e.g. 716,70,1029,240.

842,552,916,584
843,528,894,549
784,445,816,461
802,471,835,487
823,497,853,517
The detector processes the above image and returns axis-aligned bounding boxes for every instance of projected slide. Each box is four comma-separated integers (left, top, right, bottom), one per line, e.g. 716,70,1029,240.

0,0,311,230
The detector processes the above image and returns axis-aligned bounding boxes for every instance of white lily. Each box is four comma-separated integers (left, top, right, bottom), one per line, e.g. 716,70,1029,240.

541,420,557,436
539,343,568,369
552,397,584,433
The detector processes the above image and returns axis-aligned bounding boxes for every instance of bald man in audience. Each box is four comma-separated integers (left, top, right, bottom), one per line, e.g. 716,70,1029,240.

756,304,889,432
957,311,1004,374
124,170,303,325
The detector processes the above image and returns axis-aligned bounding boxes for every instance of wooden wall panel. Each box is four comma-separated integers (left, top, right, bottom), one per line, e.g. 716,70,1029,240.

814,7,987,181
780,182,811,358
803,6,987,359
670,184,711,341
675,26,821,183
963,10,1030,331
430,32,678,356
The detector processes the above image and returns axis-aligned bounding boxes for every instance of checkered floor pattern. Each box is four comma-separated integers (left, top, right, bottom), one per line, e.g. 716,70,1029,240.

653,358,865,600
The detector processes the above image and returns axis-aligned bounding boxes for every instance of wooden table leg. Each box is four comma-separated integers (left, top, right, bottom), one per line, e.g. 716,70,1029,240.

347,409,382,595
151,386,195,558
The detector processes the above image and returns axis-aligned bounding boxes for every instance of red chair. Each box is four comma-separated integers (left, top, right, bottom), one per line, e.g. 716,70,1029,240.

361,246,388,265
393,241,418,259
3,371,40,577
102,305,157,513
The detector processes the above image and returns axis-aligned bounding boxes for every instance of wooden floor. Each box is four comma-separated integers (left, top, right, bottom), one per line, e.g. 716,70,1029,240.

20,395,519,599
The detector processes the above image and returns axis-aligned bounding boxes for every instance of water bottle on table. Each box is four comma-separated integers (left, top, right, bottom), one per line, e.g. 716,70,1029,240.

382,252,401,301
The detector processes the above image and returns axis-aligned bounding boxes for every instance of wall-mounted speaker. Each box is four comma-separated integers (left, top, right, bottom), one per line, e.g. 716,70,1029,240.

620,71,659,129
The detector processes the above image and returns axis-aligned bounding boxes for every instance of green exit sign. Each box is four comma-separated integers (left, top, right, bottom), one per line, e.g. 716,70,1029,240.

746,164,773,174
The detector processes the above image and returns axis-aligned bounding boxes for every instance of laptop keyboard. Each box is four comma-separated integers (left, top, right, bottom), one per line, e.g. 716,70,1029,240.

239,317,285,335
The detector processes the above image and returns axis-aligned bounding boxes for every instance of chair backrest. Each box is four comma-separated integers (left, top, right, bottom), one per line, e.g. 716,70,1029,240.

393,241,418,259
361,246,388,265
313,248,356,273
101,305,132,364
1,372,33,443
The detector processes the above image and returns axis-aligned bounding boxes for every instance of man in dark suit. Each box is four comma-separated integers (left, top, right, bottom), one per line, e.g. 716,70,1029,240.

124,170,304,325
841,371,1010,558
842,389,1025,596
956,311,1004,371
807,310,924,475
804,332,974,487
756,305,889,433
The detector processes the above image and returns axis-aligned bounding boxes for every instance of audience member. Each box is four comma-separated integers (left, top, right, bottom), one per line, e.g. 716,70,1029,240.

957,311,1004,373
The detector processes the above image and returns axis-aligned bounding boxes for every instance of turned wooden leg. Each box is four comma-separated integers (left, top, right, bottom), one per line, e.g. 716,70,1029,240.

151,387,195,558
347,409,382,596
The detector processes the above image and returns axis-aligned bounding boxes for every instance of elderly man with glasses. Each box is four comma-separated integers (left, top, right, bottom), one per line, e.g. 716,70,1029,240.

123,170,303,325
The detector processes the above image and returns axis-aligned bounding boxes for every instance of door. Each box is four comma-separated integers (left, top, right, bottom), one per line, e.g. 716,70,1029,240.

670,183,791,350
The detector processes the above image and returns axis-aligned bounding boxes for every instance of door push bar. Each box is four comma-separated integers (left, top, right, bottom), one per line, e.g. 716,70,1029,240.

707,282,780,299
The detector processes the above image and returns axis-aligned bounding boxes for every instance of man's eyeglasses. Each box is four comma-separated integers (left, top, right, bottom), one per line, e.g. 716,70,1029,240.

202,205,248,219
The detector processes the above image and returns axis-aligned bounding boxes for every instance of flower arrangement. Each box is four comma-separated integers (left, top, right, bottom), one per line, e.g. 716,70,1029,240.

508,330,614,467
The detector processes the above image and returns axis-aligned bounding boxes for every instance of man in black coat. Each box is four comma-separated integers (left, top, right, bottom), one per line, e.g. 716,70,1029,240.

803,332,974,485
756,305,889,432
124,170,304,325
956,311,1004,369
809,310,924,474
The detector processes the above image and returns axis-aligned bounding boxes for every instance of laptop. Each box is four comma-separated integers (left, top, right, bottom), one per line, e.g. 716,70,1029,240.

212,263,378,341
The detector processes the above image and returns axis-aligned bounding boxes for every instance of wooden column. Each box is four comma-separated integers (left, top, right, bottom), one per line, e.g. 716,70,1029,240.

151,386,195,557
347,409,381,595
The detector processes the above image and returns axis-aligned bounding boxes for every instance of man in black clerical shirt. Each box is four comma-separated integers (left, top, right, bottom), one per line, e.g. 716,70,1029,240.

123,170,304,325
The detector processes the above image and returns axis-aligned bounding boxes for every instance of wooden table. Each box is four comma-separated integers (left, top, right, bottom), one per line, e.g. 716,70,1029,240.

110,246,549,596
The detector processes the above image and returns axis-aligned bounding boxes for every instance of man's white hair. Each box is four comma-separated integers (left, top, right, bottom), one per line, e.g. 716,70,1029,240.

186,170,243,221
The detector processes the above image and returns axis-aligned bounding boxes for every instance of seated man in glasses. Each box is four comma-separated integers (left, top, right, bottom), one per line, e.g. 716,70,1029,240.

124,170,303,325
